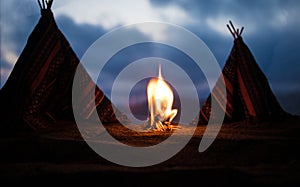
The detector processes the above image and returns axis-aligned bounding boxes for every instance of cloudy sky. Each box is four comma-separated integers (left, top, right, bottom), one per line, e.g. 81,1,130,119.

1,0,300,115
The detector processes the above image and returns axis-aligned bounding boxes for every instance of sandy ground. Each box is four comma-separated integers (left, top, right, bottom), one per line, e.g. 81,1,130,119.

0,117,300,186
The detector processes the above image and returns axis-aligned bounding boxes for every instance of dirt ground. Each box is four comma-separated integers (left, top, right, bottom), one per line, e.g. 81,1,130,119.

0,117,300,186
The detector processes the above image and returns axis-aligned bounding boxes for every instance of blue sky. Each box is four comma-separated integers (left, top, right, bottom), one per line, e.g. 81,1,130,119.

1,0,300,115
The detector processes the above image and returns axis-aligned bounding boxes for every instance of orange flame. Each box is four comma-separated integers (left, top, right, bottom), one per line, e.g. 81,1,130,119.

147,65,178,131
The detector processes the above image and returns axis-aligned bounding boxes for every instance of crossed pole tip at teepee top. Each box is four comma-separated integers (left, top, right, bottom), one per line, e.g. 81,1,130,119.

227,20,244,39
37,0,53,11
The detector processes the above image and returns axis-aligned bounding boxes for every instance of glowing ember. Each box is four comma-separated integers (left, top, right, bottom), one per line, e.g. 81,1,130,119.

146,65,178,131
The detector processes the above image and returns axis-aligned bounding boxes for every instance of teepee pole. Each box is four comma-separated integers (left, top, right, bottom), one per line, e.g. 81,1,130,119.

42,0,46,9
229,20,238,38
47,0,53,9
227,24,235,38
37,0,42,9
240,27,244,36
227,21,244,39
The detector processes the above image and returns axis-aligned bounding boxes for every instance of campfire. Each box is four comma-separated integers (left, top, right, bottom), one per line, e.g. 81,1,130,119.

145,65,178,131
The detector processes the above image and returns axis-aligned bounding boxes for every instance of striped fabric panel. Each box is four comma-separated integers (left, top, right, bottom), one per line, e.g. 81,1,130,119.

235,38,285,118
30,41,61,91
1,10,126,129
196,36,286,125
237,67,256,116
198,77,230,124
22,16,60,89
198,53,238,124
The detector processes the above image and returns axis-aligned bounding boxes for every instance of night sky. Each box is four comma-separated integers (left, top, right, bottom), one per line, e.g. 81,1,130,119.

1,0,300,115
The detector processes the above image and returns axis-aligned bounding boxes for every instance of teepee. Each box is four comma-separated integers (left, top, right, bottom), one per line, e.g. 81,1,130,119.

197,21,287,125
0,0,125,130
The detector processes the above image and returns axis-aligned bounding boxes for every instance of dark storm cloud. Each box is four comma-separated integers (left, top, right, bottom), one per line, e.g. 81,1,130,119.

150,0,300,26
0,0,40,86
1,0,41,53
98,43,208,97
150,0,300,115
159,0,300,76
149,0,300,73
56,15,107,58
1,0,299,115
